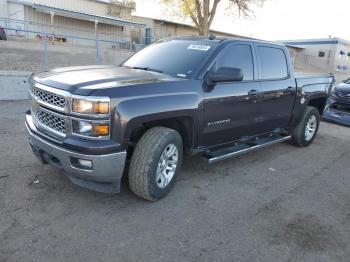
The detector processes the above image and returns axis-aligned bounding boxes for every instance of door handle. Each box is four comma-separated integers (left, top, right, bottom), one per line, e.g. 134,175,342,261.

286,86,295,92
248,89,260,96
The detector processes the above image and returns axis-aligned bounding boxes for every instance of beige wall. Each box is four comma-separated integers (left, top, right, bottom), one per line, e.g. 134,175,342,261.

21,6,124,44
18,0,132,19
0,0,8,22
133,16,246,43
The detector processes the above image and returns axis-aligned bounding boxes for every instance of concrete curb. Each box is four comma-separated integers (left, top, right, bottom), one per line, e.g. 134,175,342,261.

0,71,33,100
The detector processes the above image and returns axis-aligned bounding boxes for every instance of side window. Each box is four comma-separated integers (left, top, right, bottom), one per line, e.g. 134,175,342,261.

216,44,254,81
258,46,288,80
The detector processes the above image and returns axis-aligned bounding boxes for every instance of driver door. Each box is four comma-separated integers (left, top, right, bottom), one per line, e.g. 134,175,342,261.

201,43,264,147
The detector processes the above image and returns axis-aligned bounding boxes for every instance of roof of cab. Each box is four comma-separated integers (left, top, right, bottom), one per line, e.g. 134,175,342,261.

162,35,287,48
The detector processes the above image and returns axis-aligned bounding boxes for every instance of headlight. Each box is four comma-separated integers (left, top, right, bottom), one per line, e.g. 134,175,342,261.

72,120,109,137
72,98,110,115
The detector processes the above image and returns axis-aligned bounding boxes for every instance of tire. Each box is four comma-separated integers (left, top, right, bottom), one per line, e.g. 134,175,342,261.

128,127,183,201
290,106,320,147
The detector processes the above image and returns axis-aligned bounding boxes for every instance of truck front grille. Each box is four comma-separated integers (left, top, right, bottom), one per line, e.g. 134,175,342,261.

338,91,350,98
32,108,66,135
31,85,66,109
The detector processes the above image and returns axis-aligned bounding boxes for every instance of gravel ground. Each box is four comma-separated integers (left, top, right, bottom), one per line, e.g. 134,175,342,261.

0,100,350,262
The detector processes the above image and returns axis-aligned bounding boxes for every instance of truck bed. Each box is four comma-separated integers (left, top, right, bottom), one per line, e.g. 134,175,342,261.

295,73,334,87
295,73,334,90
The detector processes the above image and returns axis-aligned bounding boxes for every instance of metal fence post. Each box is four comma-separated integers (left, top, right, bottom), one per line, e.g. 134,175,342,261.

96,39,100,65
95,20,100,65
43,34,48,71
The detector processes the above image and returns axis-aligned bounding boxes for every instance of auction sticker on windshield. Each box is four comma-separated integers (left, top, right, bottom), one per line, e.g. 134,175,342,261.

187,44,211,51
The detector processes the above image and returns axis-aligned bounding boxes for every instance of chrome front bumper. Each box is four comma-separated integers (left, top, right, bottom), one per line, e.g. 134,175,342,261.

25,113,127,193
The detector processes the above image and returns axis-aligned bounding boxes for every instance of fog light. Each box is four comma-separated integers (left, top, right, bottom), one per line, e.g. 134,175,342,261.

78,159,93,169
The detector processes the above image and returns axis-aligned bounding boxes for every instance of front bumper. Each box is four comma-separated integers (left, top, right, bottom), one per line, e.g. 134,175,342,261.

323,97,350,127
25,112,127,193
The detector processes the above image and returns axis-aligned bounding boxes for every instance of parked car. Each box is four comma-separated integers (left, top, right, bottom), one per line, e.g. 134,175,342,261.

323,78,350,126
0,27,7,40
25,36,334,201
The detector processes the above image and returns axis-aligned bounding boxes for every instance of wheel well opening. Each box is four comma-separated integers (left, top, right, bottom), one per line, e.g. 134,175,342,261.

129,117,194,152
308,97,327,114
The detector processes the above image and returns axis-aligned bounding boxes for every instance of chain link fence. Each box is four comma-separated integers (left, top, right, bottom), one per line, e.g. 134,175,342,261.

0,17,146,72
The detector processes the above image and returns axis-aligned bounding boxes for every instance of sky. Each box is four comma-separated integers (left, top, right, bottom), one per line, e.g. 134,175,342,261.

133,0,350,41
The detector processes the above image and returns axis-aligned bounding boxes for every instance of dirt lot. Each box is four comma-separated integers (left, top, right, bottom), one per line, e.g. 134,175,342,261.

1,100,350,262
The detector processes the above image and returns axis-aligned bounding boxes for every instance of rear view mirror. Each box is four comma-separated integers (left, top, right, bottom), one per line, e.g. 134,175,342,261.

205,67,243,86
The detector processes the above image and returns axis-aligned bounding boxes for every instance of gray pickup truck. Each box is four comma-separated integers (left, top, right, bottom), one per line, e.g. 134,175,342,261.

25,36,334,201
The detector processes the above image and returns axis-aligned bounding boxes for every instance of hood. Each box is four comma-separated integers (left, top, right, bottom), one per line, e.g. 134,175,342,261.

332,82,350,99
33,65,178,95
334,82,350,92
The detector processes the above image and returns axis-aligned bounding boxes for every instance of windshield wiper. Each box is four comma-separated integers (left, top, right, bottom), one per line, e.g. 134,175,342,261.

127,66,163,73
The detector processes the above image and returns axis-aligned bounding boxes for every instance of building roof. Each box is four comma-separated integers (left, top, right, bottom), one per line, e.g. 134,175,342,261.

162,35,287,48
14,1,146,28
89,0,136,10
284,44,305,49
281,37,350,46
133,15,252,39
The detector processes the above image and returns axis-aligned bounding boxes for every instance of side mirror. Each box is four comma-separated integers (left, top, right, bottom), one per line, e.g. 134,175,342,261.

204,67,243,86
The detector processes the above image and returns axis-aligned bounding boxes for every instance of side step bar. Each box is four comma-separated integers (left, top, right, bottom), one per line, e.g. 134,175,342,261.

203,135,291,164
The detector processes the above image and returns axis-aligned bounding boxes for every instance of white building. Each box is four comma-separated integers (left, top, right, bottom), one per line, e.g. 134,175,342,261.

282,38,350,73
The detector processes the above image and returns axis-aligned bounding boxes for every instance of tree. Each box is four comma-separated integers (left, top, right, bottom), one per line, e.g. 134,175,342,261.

162,0,266,36
106,1,136,19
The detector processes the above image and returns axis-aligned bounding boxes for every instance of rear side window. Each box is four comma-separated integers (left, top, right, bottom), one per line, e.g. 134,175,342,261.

216,44,254,81
258,46,288,80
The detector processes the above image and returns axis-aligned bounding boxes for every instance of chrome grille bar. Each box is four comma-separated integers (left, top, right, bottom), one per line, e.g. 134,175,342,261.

29,83,71,113
31,107,68,138
29,81,111,140
338,92,350,98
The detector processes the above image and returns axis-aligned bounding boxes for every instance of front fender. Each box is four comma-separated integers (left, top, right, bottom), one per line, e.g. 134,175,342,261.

112,92,203,148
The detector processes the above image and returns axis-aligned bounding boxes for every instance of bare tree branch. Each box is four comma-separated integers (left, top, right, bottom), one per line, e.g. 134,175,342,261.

161,0,266,35
194,0,203,27
183,0,200,28
208,0,220,27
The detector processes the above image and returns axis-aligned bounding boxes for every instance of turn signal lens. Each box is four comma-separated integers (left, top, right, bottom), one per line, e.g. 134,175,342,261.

95,102,109,114
92,125,109,136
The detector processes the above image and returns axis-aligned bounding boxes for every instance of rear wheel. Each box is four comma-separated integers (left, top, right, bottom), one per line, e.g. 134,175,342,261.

291,106,320,147
128,127,183,201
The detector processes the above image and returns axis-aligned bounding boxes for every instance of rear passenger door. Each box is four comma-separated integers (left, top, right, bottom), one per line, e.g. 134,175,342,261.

255,44,296,131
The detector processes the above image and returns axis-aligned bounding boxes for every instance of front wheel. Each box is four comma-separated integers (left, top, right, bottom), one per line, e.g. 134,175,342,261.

290,106,320,147
128,127,183,201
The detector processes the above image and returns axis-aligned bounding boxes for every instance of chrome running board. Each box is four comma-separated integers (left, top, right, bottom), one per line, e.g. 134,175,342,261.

203,135,291,164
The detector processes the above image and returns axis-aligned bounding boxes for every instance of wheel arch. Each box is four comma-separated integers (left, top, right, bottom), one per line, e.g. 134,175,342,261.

127,116,195,152
307,96,327,115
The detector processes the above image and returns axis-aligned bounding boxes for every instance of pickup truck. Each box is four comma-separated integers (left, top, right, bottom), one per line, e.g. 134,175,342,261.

25,36,334,201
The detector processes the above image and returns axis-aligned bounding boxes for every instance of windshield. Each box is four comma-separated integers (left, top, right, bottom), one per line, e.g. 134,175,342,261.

345,78,350,84
122,39,218,78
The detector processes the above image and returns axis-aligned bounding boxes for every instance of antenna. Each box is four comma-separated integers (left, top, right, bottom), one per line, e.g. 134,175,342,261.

208,34,216,40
